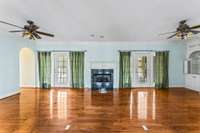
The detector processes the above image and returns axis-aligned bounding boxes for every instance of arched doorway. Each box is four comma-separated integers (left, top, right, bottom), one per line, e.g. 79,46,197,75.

19,48,35,87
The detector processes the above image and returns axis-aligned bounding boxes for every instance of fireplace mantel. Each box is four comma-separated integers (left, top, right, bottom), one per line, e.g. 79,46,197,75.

89,61,117,89
90,61,116,69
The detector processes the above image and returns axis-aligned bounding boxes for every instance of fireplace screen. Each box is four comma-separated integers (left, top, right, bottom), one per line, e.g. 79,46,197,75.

91,69,113,90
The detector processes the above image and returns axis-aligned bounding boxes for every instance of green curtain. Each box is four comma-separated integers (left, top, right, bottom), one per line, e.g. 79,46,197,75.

119,52,131,88
155,51,169,89
38,52,51,89
70,52,85,88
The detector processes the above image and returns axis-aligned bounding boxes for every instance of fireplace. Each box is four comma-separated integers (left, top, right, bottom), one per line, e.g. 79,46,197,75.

91,69,113,90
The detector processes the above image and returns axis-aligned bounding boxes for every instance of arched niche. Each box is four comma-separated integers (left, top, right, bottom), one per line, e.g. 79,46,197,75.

189,51,200,59
19,48,36,87
188,51,200,74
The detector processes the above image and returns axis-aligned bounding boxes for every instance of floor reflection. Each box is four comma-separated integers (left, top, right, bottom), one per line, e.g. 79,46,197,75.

0,88,199,133
128,89,156,121
49,90,68,119
137,91,148,120
129,90,133,119
18,89,39,132
91,89,114,106
49,89,54,119
152,90,156,120
57,91,68,119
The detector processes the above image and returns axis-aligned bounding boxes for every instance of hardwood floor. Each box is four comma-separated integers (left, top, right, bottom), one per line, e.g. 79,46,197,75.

0,88,199,133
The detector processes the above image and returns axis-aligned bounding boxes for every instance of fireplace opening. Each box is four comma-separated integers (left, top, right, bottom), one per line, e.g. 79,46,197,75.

91,69,113,90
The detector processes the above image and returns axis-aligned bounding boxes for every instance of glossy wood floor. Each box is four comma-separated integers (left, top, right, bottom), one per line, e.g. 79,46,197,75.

0,88,200,133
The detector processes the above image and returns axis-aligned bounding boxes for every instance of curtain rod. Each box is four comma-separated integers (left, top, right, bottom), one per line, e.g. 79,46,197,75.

37,50,87,52
118,50,170,52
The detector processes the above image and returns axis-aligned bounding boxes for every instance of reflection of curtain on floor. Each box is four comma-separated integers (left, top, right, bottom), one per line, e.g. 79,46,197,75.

119,52,131,88
155,51,169,89
38,52,51,89
70,52,85,88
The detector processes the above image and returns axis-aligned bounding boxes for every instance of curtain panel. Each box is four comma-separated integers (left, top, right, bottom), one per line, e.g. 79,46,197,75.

70,52,85,88
155,51,169,89
119,52,131,88
38,52,51,89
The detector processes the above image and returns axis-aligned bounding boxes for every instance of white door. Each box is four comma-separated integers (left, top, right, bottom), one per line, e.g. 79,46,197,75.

132,52,154,87
52,53,70,87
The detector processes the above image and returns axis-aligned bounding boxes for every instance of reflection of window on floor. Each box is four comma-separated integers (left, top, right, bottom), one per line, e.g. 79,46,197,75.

152,90,156,120
57,91,68,119
137,91,148,120
130,91,133,120
49,90,54,119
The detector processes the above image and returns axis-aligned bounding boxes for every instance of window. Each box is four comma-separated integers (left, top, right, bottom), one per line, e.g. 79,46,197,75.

131,52,155,87
52,53,70,87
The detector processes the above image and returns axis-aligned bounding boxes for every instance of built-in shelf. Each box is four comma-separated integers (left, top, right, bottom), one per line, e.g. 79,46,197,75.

185,42,200,92
185,51,200,75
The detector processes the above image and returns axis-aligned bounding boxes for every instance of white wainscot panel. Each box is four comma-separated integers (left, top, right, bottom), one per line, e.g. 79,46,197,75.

185,74,200,92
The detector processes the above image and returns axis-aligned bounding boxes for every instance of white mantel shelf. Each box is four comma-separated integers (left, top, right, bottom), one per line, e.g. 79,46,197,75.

90,61,116,69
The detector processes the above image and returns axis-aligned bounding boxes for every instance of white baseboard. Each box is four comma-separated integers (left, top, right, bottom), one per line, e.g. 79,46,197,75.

20,85,36,88
0,90,20,100
169,85,184,88
184,87,200,92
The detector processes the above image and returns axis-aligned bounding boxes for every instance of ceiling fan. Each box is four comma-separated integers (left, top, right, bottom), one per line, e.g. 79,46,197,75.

160,20,200,40
0,20,54,40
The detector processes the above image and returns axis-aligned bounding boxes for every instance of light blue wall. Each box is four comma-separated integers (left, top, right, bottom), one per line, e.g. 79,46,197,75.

0,38,35,98
37,41,186,88
0,39,186,98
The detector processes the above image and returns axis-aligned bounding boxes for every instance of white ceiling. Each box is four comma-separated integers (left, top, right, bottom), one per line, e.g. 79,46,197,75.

0,0,200,42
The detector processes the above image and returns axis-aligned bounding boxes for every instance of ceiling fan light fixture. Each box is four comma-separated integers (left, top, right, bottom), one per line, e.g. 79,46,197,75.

175,31,193,40
23,31,30,37
161,20,200,40
0,20,54,40
187,32,193,38
22,31,36,40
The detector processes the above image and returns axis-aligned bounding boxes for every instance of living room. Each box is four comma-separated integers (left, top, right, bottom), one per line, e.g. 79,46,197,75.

0,0,199,132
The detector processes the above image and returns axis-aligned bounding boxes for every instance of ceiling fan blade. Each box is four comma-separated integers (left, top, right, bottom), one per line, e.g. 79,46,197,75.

190,25,200,29
36,31,54,37
159,31,176,35
167,33,177,39
35,34,42,39
0,20,24,29
33,32,42,39
191,30,200,34
29,34,35,40
9,30,25,33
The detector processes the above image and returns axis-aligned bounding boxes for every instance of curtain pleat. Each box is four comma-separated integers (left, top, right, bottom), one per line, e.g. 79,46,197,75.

119,52,131,88
38,52,51,89
70,52,85,88
155,51,169,89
